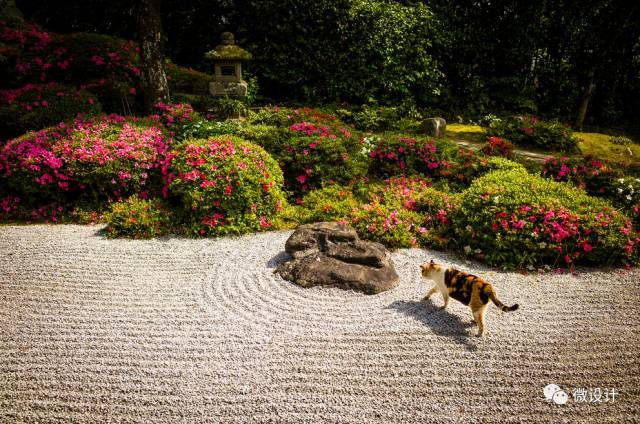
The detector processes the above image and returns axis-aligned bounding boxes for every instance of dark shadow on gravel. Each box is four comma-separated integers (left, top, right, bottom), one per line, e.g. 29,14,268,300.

387,300,478,351
267,251,290,269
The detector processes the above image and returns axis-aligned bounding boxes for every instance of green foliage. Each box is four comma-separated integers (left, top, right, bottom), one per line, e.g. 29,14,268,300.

166,60,213,94
236,0,441,106
0,83,102,138
334,102,421,132
209,96,248,119
452,168,639,269
298,185,360,223
166,136,286,236
105,195,170,238
485,116,579,152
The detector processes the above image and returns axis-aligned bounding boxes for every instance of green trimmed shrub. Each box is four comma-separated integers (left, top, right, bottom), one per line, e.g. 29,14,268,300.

105,195,171,238
452,168,639,269
166,136,286,236
0,83,102,138
166,61,213,94
485,116,578,152
299,185,361,223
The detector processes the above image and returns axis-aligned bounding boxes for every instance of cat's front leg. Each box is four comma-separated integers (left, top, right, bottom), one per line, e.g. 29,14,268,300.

423,286,438,301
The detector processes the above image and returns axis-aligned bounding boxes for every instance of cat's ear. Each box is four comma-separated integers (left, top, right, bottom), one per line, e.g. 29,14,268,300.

430,259,435,264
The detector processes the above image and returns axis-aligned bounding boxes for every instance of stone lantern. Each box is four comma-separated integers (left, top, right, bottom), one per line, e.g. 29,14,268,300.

205,32,252,98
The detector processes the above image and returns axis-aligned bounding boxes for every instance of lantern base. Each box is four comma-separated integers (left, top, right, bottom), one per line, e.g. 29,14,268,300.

209,81,248,98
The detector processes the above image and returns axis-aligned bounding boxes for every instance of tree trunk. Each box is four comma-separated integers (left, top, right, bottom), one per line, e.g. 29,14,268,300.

137,0,169,113
574,69,595,130
0,0,23,22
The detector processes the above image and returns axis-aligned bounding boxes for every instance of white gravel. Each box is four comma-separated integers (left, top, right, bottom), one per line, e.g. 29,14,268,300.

1,224,639,423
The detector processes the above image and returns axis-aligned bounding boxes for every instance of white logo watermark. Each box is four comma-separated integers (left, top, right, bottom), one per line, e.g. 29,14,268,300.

544,384,618,405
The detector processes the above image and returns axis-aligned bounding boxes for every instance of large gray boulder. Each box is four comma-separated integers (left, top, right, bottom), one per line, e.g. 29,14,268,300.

420,117,447,138
276,222,399,294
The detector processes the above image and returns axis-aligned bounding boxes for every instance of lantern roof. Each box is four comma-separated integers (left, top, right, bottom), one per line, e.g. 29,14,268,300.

205,32,252,61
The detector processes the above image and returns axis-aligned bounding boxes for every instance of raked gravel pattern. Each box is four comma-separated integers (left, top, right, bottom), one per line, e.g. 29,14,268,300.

1,224,639,423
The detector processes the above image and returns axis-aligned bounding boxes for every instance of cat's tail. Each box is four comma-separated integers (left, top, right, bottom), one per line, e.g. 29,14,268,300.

488,287,519,312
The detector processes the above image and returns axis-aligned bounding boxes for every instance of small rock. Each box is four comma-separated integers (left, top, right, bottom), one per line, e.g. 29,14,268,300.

420,117,446,138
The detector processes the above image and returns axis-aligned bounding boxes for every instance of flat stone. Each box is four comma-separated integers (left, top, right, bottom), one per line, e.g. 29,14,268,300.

276,222,399,294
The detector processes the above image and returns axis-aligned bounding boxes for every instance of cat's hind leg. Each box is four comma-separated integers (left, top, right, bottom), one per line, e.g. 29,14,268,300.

473,304,487,336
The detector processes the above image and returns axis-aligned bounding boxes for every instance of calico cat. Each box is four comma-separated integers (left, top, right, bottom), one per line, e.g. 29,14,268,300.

420,260,519,337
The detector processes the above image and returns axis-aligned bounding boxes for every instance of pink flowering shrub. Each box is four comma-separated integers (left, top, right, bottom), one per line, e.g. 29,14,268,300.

165,136,286,236
0,82,101,138
541,155,620,197
368,135,449,178
105,195,171,238
453,168,639,269
349,176,456,248
485,116,578,152
245,109,366,197
153,102,198,134
480,136,514,158
0,115,170,205
0,22,141,94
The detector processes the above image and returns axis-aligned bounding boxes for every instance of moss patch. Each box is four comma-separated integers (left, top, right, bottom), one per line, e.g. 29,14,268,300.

576,132,640,167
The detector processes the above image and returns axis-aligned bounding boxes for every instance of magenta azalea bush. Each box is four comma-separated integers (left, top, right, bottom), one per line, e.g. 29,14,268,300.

349,176,455,248
541,155,619,196
153,102,198,134
368,135,446,177
0,114,170,204
0,82,102,138
165,136,286,235
246,108,367,197
452,168,639,269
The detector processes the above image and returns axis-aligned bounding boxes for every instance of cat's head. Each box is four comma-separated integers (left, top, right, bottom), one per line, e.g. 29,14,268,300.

420,259,443,278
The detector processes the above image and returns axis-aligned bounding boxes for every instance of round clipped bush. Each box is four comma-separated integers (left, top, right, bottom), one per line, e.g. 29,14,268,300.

0,114,170,205
166,136,286,235
452,168,639,269
105,195,171,238
0,83,102,138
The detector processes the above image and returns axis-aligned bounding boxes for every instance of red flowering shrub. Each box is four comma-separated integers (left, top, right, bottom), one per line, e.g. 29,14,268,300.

485,116,578,152
0,114,170,205
105,195,171,238
368,135,448,178
0,82,101,138
480,136,514,158
165,136,286,236
453,168,639,269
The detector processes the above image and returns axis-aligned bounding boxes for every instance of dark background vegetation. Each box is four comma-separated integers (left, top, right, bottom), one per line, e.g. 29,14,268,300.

15,0,640,129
